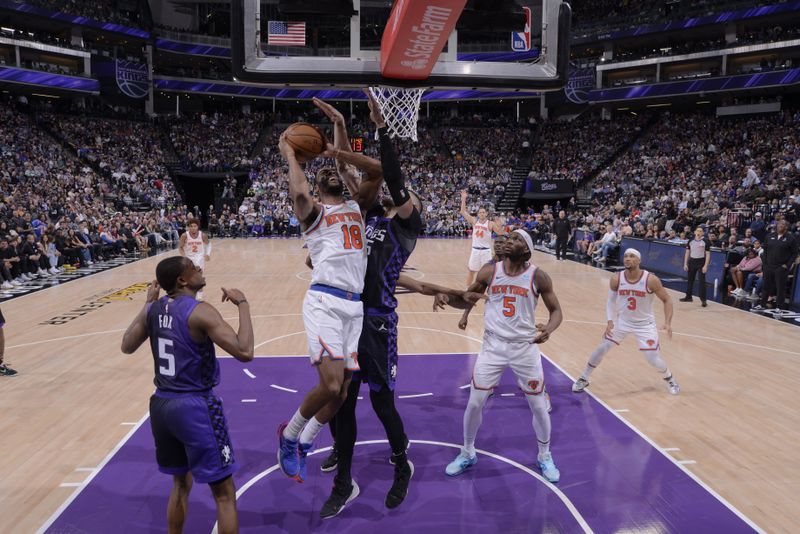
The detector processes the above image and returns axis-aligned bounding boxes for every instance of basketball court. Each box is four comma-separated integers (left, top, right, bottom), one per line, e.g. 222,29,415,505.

2,239,798,533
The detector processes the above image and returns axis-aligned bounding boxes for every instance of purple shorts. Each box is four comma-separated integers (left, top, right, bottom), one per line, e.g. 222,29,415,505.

149,391,237,484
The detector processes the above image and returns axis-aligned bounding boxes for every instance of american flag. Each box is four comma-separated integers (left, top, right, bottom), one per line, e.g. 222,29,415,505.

267,21,306,46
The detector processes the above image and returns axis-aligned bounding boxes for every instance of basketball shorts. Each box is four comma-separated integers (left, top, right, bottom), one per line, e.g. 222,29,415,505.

468,248,493,272
472,333,545,395
605,321,660,351
302,289,363,370
149,391,237,484
186,255,205,271
353,313,399,392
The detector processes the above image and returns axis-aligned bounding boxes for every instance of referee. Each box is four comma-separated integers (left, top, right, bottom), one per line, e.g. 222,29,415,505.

759,220,798,312
681,227,711,307
553,210,572,261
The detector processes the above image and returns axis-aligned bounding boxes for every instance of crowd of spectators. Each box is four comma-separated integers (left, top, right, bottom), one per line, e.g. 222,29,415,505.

168,111,266,172
0,102,189,289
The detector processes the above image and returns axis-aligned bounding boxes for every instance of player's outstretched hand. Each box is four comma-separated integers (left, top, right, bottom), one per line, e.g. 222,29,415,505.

277,131,295,160
533,323,551,344
460,190,468,201
205,255,210,262
363,89,386,128
222,287,247,306
433,293,449,311
663,323,673,339
458,316,468,330
321,142,337,158
146,280,160,303
312,98,345,126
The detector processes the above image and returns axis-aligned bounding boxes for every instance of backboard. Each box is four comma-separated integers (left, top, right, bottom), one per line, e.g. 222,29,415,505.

231,0,571,91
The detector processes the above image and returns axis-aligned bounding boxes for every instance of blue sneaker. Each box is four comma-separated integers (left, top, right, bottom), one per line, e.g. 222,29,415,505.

277,422,301,482
538,452,560,483
298,442,313,482
445,452,477,476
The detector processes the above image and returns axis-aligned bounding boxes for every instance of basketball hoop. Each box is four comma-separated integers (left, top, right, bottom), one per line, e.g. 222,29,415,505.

368,86,425,142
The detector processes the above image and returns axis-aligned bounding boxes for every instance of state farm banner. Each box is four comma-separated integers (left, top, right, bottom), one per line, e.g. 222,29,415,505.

94,58,149,100
380,0,467,80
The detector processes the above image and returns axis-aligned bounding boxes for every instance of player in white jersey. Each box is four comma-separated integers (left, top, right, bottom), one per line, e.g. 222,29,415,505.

460,190,505,286
572,248,680,395
178,219,210,300
276,127,371,484
446,229,564,483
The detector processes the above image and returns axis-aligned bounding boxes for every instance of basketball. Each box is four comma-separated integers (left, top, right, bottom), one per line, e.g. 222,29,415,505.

284,122,327,162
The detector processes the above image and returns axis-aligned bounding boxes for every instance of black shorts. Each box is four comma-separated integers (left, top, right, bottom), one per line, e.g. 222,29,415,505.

149,391,237,484
354,314,398,392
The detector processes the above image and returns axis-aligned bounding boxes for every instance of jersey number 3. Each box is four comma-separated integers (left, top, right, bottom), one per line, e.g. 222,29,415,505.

502,296,516,317
158,338,175,377
626,297,637,311
341,225,363,250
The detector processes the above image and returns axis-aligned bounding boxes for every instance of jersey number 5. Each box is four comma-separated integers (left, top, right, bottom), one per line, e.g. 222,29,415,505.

341,225,363,250
502,296,516,317
626,297,637,311
158,338,175,377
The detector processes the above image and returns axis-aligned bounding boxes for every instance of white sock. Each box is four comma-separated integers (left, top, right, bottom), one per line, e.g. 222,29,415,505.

299,416,325,446
582,339,614,379
525,393,551,457
463,387,491,457
283,409,308,440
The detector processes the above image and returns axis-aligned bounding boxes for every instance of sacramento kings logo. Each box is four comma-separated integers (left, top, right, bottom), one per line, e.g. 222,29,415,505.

564,67,595,105
115,60,149,99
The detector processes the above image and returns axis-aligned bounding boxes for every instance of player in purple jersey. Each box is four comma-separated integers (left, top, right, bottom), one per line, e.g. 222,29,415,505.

121,256,254,534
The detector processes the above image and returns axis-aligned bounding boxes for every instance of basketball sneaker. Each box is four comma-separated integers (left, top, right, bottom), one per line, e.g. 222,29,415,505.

389,436,411,465
0,363,18,377
298,442,313,482
445,452,477,476
537,452,560,483
385,460,414,509
320,477,360,519
277,423,301,481
572,377,590,393
664,375,680,395
320,448,338,472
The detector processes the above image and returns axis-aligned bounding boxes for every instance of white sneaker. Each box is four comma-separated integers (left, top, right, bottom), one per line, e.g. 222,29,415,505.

665,376,680,395
49,267,59,275
572,377,590,393
38,269,49,277
12,279,22,286
731,288,745,297
1,282,12,289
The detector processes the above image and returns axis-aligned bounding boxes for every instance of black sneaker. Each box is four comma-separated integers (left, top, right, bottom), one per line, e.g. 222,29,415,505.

389,436,411,465
701,300,707,307
679,297,693,302
320,477,359,519
320,449,338,472
0,363,18,377
385,460,414,509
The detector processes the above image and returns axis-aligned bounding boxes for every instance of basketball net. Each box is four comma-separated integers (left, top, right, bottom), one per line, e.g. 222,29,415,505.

368,86,425,142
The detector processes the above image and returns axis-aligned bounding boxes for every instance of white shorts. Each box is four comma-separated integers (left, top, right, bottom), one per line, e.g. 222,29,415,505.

187,255,205,271
302,289,363,370
605,321,660,351
472,333,545,395
468,248,493,272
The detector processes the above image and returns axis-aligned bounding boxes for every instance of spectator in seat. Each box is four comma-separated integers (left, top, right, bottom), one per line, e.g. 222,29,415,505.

731,248,762,297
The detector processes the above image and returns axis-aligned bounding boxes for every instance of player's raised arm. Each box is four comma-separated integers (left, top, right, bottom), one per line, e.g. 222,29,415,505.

460,191,476,226
190,288,254,362
648,274,673,339
532,269,563,344
279,132,320,229
121,281,161,354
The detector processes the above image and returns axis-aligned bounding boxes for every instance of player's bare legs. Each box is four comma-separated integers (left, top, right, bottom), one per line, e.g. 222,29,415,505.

209,475,239,534
167,472,192,534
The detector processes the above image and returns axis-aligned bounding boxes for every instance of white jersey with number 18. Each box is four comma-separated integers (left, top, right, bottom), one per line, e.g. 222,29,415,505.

303,200,367,294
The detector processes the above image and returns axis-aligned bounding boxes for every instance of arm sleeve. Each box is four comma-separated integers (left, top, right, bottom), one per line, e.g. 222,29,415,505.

606,289,618,322
378,127,410,207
